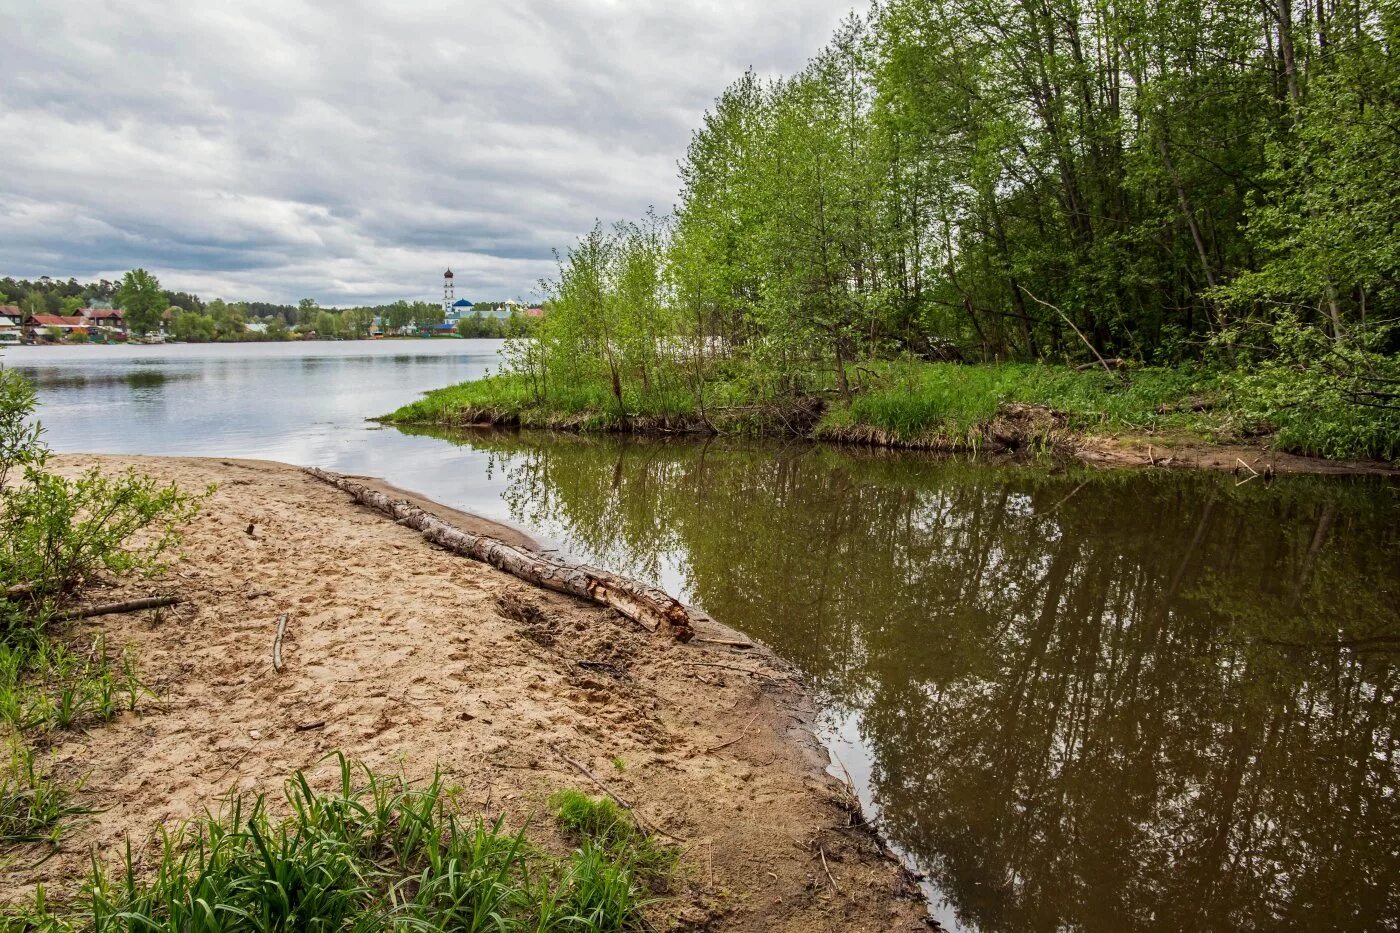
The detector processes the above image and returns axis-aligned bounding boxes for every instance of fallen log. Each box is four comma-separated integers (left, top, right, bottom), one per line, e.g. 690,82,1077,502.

3,583,33,600
302,467,697,642
57,595,179,621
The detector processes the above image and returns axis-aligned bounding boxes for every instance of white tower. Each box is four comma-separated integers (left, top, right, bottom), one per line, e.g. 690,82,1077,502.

443,269,455,314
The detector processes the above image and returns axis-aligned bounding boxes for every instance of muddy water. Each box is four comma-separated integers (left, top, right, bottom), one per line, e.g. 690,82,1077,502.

402,427,1400,932
10,344,1399,930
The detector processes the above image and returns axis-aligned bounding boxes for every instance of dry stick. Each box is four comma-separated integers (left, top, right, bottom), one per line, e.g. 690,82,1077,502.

552,745,685,843
1020,286,1127,384
303,467,698,642
57,595,179,621
272,613,289,672
693,637,754,650
819,846,840,895
701,710,761,755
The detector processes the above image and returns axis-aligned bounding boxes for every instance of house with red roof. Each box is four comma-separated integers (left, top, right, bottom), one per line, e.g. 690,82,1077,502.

0,306,20,345
79,307,128,338
27,315,90,341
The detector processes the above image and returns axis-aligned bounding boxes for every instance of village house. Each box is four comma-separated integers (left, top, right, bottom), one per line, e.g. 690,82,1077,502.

0,305,22,344
0,308,21,345
80,307,126,338
27,314,90,342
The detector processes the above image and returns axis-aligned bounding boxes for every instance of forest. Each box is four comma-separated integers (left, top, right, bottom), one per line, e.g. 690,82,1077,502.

436,0,1399,461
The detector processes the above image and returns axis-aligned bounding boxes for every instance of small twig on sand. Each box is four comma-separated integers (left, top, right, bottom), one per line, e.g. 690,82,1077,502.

701,710,761,755
212,745,256,785
819,846,840,895
273,613,290,672
57,595,179,621
293,720,325,732
677,660,771,679
551,744,685,843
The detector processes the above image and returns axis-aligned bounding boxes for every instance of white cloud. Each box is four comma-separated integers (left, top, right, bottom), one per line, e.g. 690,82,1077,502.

0,0,858,305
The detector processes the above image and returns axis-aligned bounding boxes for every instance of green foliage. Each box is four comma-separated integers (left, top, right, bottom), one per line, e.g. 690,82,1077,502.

1220,316,1400,460
469,0,1397,462
0,373,205,616
115,269,165,336
550,790,678,885
2,757,660,931
0,739,88,846
0,370,199,850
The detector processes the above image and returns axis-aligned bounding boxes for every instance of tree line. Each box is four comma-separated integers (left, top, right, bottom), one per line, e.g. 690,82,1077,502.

1,273,534,342
529,0,1398,425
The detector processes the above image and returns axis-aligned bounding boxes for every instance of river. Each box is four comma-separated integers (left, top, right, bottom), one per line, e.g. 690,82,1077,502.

6,341,1399,931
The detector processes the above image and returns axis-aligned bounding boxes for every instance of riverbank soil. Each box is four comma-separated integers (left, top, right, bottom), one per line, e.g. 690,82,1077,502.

0,455,926,931
1071,432,1400,476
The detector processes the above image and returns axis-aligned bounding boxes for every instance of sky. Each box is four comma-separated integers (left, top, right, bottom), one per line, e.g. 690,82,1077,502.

0,0,860,307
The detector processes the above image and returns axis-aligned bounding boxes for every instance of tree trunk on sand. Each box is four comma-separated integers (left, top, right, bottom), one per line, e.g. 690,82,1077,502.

302,467,697,642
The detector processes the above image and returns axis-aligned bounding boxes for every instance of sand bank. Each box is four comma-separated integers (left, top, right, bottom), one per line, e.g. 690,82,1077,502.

2,454,926,931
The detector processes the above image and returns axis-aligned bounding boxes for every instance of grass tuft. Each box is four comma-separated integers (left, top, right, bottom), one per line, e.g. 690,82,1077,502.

550,789,679,885
3,756,669,931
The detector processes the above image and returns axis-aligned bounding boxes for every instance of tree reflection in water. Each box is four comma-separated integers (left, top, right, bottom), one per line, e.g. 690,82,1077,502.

405,427,1400,931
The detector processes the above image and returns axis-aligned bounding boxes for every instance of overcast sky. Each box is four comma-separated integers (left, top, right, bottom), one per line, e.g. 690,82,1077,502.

0,1,859,306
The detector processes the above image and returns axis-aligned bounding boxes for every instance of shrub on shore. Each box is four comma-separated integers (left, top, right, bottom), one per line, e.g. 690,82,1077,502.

0,369,202,846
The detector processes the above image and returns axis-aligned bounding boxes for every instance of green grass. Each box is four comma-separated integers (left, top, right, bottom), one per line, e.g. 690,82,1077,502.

0,740,89,846
2,756,675,932
383,356,1398,461
384,372,706,431
549,790,678,884
0,631,148,848
385,362,1229,447
821,361,1225,443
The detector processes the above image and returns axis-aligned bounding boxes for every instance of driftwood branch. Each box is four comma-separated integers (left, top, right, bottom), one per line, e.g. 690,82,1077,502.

303,467,698,642
273,612,290,672
56,595,179,621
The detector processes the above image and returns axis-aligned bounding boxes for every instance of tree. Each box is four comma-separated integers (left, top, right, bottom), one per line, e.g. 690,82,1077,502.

116,269,165,336
171,309,217,342
297,298,320,326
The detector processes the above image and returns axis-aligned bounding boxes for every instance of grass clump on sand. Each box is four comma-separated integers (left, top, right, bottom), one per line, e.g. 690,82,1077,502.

3,756,674,932
550,790,680,885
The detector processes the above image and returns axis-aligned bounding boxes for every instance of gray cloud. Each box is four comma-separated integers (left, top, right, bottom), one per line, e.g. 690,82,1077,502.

0,0,857,305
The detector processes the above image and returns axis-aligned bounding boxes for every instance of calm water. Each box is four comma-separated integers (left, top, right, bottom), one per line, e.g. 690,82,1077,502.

8,343,1400,931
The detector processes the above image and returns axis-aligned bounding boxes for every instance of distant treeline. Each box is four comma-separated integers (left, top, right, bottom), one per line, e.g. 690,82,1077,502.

0,275,535,341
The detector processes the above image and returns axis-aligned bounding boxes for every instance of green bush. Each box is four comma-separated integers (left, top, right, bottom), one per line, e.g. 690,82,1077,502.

1220,316,1400,461
0,369,205,624
0,369,201,847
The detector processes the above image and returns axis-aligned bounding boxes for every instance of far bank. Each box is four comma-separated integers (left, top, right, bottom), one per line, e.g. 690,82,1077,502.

381,362,1400,476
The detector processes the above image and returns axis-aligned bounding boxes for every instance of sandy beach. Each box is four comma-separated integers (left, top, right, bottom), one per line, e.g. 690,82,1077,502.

2,454,926,931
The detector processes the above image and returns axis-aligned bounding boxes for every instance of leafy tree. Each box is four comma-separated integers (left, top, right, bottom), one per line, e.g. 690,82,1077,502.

116,269,165,336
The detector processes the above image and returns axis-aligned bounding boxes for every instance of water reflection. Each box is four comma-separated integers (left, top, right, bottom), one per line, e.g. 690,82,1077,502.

401,427,1400,932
